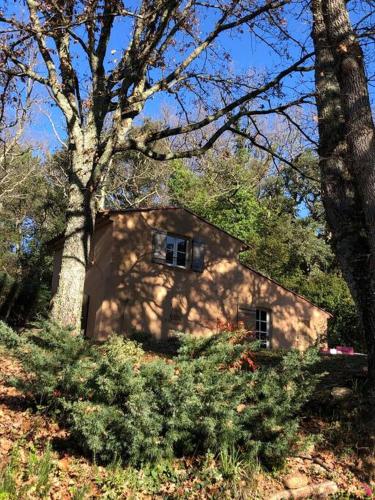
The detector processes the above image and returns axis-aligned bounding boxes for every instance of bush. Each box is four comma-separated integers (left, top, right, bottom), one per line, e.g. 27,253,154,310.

0,321,24,349
0,322,320,469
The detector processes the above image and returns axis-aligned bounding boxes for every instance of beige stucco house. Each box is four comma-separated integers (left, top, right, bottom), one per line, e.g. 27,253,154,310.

51,207,331,350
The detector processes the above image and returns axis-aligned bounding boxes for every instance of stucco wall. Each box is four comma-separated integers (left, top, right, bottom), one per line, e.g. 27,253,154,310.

74,208,330,348
83,221,114,339
236,265,329,350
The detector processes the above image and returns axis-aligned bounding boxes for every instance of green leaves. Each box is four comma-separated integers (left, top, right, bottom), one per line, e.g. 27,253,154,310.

0,321,24,350
0,322,320,469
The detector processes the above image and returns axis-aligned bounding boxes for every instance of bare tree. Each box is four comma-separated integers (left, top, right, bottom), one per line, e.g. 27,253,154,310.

311,0,375,392
0,0,311,331
0,73,36,207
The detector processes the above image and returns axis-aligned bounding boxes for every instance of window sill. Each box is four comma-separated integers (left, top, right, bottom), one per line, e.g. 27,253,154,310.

152,259,191,272
152,258,204,273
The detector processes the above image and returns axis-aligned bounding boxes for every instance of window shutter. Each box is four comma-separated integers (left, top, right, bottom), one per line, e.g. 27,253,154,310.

152,230,167,263
191,238,205,272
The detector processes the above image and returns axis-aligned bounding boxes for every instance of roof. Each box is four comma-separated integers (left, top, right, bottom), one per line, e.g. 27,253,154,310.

100,206,250,250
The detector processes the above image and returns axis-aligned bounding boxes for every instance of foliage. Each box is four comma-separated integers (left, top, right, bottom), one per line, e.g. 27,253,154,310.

168,152,264,250
0,321,23,350
0,147,66,327
0,271,52,327
0,322,320,469
286,269,363,351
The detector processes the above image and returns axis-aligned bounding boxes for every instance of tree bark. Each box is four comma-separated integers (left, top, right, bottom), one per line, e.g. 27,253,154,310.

50,152,96,333
312,0,375,391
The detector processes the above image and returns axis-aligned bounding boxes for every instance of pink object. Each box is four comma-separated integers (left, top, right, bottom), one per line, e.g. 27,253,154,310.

336,346,354,355
362,483,372,497
320,346,356,356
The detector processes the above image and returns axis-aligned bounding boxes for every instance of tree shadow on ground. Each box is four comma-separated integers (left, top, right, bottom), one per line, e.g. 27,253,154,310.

300,354,375,481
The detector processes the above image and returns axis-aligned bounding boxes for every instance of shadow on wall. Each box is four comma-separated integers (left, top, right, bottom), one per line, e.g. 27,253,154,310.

85,210,329,349
88,211,236,341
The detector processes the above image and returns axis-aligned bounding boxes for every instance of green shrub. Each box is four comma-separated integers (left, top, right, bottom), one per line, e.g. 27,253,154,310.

7,321,93,406
0,321,24,349
0,322,320,469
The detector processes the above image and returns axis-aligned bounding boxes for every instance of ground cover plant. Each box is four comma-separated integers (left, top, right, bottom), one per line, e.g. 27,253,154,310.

0,324,373,498
0,321,320,471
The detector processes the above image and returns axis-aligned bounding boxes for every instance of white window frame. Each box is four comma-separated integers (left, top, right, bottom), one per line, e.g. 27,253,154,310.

165,234,189,269
256,309,271,349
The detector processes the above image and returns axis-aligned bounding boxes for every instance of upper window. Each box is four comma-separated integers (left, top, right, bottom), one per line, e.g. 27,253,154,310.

152,230,205,272
256,309,270,349
166,235,188,268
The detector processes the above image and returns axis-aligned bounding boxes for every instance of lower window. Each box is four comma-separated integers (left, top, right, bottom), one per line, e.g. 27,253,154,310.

256,309,270,348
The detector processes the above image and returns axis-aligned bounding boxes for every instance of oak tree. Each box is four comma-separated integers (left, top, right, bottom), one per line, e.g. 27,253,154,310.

0,0,310,331
311,0,375,391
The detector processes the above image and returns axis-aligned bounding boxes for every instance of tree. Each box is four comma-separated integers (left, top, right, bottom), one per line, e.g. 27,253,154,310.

311,0,375,390
0,145,67,325
0,69,36,211
0,0,311,331
103,121,173,209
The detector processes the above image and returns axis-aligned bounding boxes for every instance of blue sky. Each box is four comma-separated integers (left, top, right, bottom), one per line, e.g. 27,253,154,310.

4,1,371,154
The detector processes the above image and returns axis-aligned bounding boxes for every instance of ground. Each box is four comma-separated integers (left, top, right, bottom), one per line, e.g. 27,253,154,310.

0,346,374,499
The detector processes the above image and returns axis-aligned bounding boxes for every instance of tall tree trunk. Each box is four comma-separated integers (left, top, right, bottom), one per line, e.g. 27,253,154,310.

50,154,96,333
312,0,375,391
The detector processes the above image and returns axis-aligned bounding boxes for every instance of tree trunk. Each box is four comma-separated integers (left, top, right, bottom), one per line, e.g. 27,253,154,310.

323,0,375,388
50,160,95,333
312,0,375,391
0,279,20,322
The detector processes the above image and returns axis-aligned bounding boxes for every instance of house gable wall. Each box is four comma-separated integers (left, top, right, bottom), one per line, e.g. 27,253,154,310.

236,266,328,350
82,208,330,348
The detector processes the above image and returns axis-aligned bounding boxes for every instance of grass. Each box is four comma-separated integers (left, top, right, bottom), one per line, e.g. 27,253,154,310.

0,442,55,499
0,442,257,499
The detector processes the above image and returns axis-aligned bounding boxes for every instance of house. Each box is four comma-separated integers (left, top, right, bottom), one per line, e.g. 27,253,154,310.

51,207,331,349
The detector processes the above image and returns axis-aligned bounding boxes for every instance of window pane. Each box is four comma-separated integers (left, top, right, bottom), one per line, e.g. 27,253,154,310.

166,236,175,249
163,234,188,268
166,248,174,264
177,239,187,252
176,252,186,267
255,309,270,348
